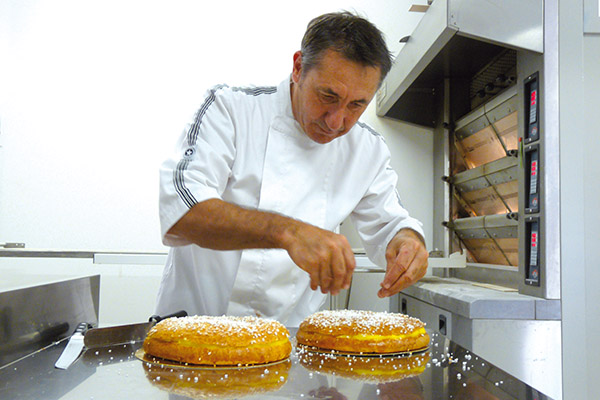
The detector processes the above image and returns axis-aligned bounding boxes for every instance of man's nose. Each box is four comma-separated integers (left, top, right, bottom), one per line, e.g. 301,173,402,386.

324,106,345,132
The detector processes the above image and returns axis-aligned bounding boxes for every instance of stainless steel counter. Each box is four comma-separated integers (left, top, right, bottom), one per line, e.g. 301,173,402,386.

0,329,553,400
401,276,560,320
397,278,562,399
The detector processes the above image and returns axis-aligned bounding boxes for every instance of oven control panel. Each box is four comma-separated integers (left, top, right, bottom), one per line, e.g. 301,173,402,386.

522,72,543,287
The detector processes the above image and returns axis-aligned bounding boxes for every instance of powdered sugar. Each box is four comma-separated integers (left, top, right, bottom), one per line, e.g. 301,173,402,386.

301,309,425,334
154,315,288,343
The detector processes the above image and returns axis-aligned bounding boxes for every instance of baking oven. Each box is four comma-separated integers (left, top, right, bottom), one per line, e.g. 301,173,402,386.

375,1,561,398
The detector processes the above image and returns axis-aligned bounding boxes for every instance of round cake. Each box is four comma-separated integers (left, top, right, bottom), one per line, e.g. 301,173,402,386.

142,315,292,366
296,310,429,354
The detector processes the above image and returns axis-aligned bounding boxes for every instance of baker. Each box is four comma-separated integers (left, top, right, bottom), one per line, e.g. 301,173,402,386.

155,11,428,326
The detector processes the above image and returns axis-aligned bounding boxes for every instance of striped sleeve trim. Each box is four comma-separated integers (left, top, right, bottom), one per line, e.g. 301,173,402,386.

186,84,229,147
174,84,278,209
174,159,197,209
356,121,385,142
232,86,277,96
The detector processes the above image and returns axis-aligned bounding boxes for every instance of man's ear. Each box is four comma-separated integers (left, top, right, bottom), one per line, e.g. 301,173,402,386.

291,51,302,83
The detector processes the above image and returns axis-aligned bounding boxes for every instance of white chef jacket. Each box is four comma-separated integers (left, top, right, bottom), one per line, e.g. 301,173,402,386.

155,77,424,326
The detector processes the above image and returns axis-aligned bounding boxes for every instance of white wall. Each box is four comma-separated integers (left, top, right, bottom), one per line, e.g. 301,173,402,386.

0,0,430,252
0,1,431,323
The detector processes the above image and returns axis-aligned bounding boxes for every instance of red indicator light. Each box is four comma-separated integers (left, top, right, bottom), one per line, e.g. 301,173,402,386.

531,90,537,106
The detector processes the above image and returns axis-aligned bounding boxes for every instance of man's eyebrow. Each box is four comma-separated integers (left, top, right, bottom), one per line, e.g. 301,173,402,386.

320,87,369,104
320,87,340,98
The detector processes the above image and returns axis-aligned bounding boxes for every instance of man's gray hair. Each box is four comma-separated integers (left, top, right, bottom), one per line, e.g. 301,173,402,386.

300,11,393,86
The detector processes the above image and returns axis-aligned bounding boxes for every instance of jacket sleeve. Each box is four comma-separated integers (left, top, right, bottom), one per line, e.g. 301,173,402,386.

159,85,236,246
350,145,425,268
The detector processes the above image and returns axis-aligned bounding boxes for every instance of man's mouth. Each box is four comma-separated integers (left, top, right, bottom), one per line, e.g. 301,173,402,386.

316,123,342,137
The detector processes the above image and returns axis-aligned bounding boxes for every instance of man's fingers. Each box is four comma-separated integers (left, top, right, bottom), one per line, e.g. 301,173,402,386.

381,264,420,296
382,245,415,289
378,271,412,298
329,247,353,295
319,259,333,294
285,223,356,295
379,253,428,298
341,245,355,290
309,270,319,291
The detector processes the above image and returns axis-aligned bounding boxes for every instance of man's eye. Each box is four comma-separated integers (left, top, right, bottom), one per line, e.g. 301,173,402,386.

320,94,337,103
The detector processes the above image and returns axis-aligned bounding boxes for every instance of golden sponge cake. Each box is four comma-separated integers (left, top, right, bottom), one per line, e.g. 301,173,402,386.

143,315,291,366
296,310,429,354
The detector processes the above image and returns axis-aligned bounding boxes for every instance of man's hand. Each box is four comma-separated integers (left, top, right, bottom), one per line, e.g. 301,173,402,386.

378,228,428,298
283,223,355,296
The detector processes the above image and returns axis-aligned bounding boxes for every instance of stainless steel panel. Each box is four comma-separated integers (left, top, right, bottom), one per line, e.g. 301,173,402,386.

450,0,543,53
400,277,537,320
432,80,451,257
399,293,452,337
0,275,99,367
517,49,560,299
540,3,561,301
469,319,562,400
377,0,542,123
376,0,455,118
398,293,561,399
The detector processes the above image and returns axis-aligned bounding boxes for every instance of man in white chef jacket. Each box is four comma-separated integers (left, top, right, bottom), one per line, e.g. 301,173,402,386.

155,11,428,327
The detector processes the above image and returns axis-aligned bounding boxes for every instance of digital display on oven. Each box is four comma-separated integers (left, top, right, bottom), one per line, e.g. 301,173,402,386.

529,88,538,124
524,72,540,143
526,218,541,286
526,146,540,213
